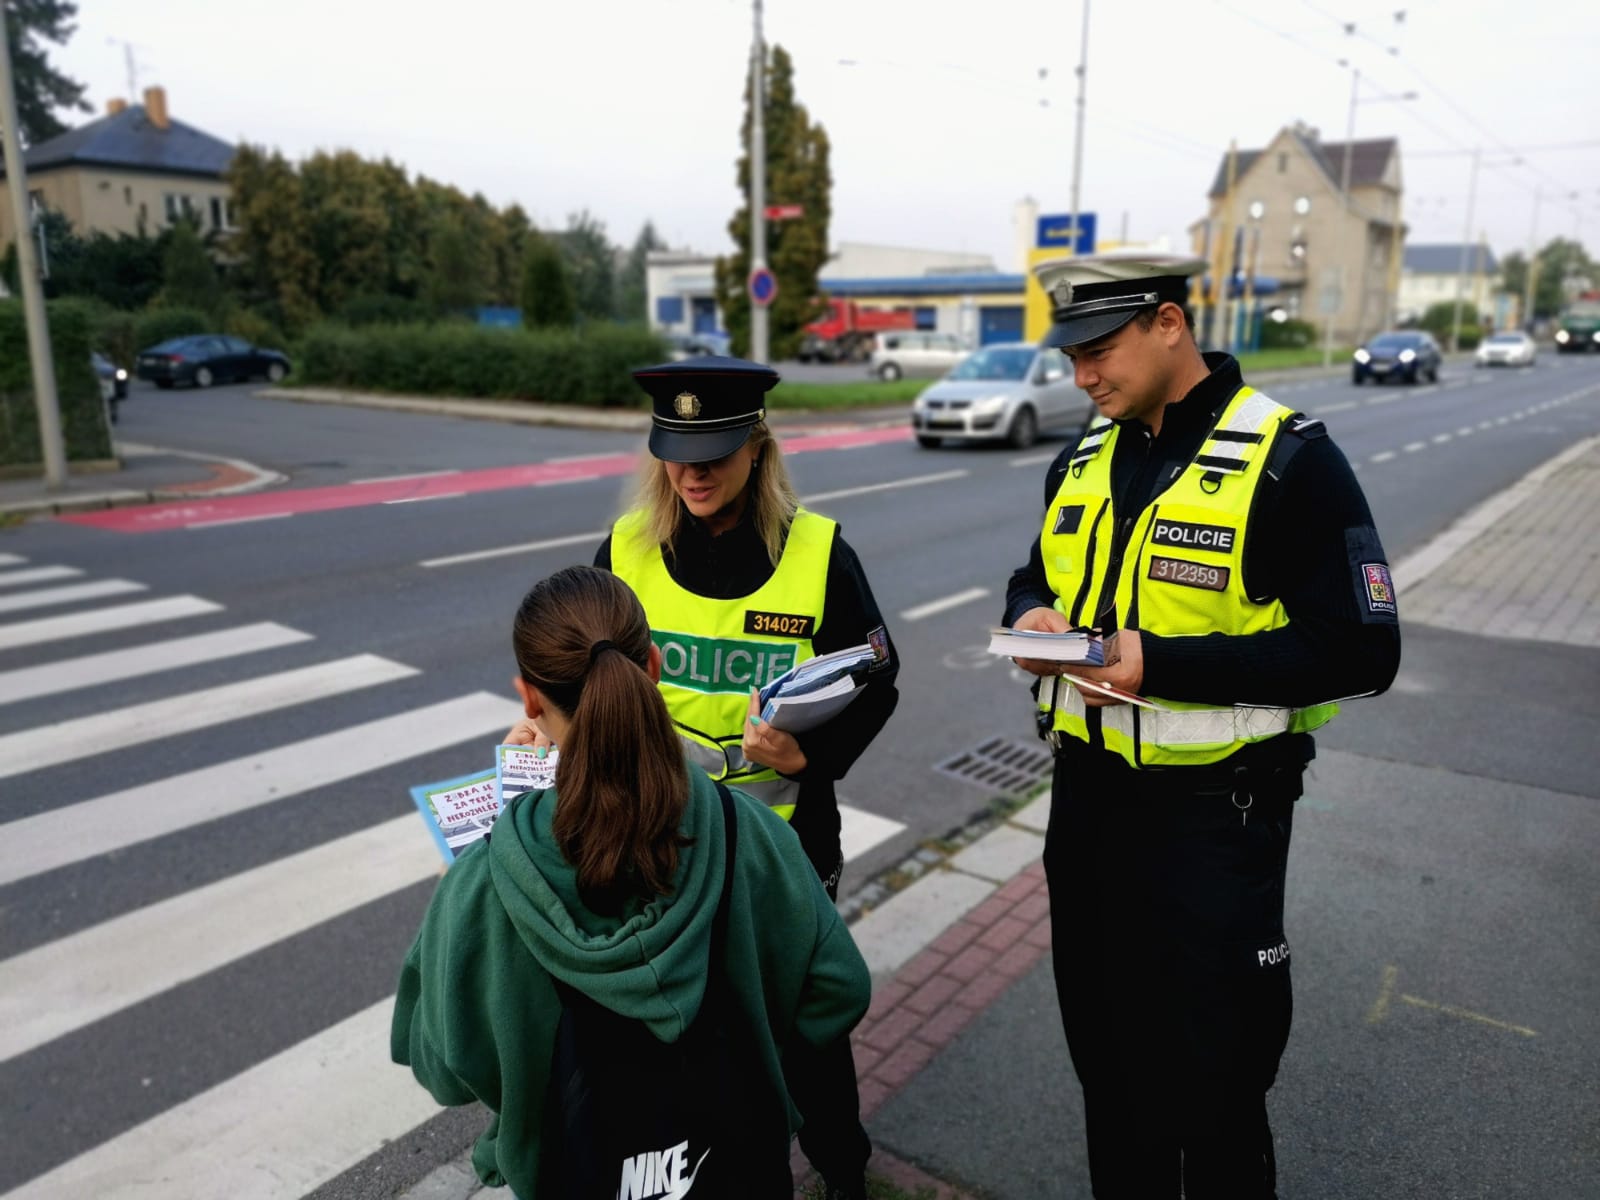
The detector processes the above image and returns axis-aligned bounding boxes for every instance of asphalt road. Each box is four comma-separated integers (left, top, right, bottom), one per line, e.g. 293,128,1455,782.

2,354,1597,1197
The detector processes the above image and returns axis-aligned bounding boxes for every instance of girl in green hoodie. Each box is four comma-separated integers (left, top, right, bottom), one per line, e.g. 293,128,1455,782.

391,565,871,1198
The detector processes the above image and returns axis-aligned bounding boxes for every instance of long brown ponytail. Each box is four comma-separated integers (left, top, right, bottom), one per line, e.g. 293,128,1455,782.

511,565,689,905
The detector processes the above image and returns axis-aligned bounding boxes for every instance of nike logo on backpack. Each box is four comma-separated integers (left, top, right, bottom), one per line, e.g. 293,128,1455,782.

617,1140,711,1200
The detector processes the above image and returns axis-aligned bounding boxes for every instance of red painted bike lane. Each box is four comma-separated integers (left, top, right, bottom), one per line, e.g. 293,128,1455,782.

60,426,913,533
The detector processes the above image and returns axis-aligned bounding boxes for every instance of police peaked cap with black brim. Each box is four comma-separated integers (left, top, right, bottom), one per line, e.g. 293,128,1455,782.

632,354,780,464
1035,251,1209,350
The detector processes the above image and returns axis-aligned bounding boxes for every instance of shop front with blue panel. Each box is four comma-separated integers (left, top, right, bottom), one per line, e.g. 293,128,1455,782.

979,305,1025,345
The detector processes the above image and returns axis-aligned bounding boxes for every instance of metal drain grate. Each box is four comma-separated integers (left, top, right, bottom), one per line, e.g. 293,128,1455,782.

934,736,1054,796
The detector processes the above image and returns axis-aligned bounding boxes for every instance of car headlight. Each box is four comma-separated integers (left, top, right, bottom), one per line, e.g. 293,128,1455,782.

1398,349,1416,363
1592,331,1600,342
115,368,128,381
1556,330,1570,343
971,396,1008,416
1353,349,1371,364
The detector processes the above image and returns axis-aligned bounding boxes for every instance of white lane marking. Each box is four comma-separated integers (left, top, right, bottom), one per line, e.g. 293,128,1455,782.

802,469,968,505
840,803,907,862
186,513,293,530
1479,420,1494,430
382,492,466,504
0,693,519,888
0,999,441,1200
1403,442,1428,453
1365,392,1401,406
1394,435,1599,594
1432,433,1453,444
1456,427,1476,437
1370,451,1398,463
0,655,417,780
0,565,83,588
0,553,26,566
0,596,221,651
1313,400,1357,414
421,530,606,568
535,474,599,486
0,578,146,615
350,469,461,484
900,587,991,622
1010,451,1058,467
0,816,438,1063
1496,416,1511,425
0,623,312,707
1412,385,1440,396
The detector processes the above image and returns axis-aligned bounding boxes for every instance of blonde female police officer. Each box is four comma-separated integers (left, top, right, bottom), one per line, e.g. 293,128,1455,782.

1002,252,1400,1198
606,353,896,1200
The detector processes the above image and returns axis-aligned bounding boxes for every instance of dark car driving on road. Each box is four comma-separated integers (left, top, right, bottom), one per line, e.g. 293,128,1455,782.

1352,331,1442,386
136,335,291,389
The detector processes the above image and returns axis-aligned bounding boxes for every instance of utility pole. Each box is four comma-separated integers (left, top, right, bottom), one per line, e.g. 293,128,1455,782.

1322,67,1360,367
1209,141,1238,352
1066,0,1090,260
0,2,67,489
1449,147,1481,352
1523,186,1542,329
747,0,769,365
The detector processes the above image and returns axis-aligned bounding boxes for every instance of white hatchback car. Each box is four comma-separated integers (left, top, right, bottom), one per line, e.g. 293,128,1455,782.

1475,331,1538,367
868,330,968,381
910,342,1090,449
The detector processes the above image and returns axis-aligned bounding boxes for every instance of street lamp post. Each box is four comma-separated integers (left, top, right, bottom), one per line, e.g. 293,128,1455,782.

748,0,769,364
0,2,67,489
1066,0,1090,262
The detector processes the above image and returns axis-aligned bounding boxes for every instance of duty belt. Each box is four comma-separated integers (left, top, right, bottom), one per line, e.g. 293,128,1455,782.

1043,676,1296,750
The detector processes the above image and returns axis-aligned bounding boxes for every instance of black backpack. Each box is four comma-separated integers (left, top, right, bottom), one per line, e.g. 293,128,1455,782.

540,782,792,1199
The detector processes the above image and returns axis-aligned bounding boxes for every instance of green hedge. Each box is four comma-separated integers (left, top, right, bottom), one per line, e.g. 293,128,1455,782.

0,300,113,467
294,322,667,407
134,306,211,352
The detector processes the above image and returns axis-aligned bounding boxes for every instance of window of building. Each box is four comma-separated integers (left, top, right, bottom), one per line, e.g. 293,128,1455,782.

210,197,224,230
124,185,133,205
1277,153,1288,173
164,193,197,224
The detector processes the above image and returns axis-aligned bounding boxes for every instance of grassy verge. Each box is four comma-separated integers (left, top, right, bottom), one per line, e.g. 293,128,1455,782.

767,379,926,409
1235,346,1352,373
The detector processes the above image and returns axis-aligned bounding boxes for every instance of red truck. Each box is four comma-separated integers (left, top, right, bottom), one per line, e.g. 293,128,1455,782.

797,298,917,363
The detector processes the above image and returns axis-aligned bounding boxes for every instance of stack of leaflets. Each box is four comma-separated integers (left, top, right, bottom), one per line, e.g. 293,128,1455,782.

410,743,558,864
757,642,882,734
986,626,1107,665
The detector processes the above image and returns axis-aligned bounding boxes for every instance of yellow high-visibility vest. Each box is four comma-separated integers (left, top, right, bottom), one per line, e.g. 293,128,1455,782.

610,506,835,818
1037,385,1338,767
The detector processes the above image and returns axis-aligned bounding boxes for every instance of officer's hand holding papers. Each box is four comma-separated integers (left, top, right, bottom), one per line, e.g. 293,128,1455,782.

754,641,882,732
998,607,1161,709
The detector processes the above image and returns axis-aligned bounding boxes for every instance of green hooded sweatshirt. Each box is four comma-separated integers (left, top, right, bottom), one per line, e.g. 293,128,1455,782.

390,767,871,1197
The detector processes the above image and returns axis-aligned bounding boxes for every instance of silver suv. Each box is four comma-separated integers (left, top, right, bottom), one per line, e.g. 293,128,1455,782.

868,330,967,381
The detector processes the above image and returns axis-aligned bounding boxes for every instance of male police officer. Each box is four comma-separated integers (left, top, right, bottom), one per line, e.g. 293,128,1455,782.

1001,251,1400,1197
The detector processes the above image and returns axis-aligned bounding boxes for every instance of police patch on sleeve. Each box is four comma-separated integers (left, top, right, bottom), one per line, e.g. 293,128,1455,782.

866,624,892,671
1346,527,1398,622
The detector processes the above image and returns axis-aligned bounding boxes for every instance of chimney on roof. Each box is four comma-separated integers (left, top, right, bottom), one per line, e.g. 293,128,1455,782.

107,97,127,116
143,86,169,130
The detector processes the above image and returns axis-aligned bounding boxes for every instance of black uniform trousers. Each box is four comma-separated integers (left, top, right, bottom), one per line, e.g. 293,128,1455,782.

1043,743,1300,1199
784,811,872,1192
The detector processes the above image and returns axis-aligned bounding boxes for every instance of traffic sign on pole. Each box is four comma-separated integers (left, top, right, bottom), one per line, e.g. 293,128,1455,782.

748,266,778,308
763,204,804,221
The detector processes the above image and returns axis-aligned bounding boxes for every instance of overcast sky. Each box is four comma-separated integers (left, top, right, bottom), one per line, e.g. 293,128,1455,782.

54,0,1600,271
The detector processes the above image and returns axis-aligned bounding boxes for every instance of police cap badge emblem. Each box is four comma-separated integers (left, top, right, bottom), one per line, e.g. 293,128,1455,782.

674,391,701,419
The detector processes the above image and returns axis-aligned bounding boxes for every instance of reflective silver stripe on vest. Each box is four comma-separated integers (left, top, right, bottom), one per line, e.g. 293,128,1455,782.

731,775,801,813
1192,390,1280,475
1045,675,1294,747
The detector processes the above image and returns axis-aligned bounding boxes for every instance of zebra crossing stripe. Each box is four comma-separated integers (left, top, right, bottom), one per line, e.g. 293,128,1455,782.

0,998,440,1200
0,578,147,615
0,654,418,780
0,565,83,588
0,692,520,887
0,816,436,1062
0,622,313,706
0,553,25,566
0,596,222,651
840,804,906,861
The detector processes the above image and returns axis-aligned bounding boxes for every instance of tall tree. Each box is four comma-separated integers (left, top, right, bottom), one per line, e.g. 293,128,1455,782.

2,1,89,145
557,209,616,320
158,218,223,316
521,233,575,329
223,144,320,331
423,213,489,315
617,220,665,322
714,44,831,358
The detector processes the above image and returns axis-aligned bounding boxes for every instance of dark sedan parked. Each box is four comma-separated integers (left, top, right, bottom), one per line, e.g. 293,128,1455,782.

136,335,291,389
1352,331,1442,385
